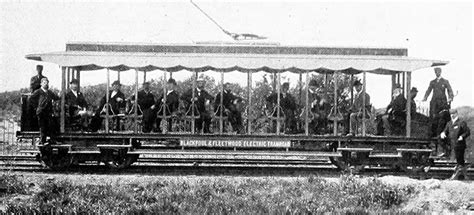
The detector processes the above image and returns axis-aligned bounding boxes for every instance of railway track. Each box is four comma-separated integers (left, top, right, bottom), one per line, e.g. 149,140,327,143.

1,154,472,180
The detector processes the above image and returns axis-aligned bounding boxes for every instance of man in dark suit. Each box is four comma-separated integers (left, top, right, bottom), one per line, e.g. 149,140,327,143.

307,80,330,134
29,78,59,144
266,82,298,133
381,86,407,135
90,80,126,131
440,109,471,180
130,82,155,133
423,67,454,118
154,79,180,133
30,65,47,92
181,78,214,133
347,80,371,136
65,79,89,130
214,82,244,133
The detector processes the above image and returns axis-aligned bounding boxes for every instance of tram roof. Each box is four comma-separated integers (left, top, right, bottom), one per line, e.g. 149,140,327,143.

25,42,448,74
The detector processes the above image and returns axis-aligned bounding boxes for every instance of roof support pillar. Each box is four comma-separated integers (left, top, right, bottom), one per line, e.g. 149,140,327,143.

105,68,110,133
60,66,66,133
276,72,281,135
162,71,167,134
134,69,139,134
362,71,367,136
333,72,339,136
219,72,224,134
304,71,309,136
406,71,412,137
247,71,252,135
191,71,196,134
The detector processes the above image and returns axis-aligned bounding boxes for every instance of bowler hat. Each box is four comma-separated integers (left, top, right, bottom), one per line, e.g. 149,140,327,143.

309,79,318,87
411,87,418,93
112,80,121,86
167,78,177,85
70,79,79,85
353,80,363,87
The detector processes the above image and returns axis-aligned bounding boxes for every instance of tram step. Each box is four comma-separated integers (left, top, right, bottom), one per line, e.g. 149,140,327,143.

337,148,373,152
96,144,132,149
368,153,402,158
128,149,342,157
397,148,433,153
19,150,40,154
68,150,101,154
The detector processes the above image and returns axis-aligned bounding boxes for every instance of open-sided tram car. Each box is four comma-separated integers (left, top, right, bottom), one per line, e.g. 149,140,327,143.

17,42,448,171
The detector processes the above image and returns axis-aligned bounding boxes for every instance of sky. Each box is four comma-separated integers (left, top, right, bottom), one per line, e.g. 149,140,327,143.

0,0,472,109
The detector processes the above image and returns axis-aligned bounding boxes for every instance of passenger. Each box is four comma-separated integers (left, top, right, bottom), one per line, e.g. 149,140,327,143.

129,82,156,133
30,65,47,92
214,82,244,133
308,80,330,134
89,80,126,131
181,78,214,133
347,80,371,136
154,78,180,133
65,79,89,130
29,78,59,144
440,109,471,180
381,85,406,135
266,82,297,133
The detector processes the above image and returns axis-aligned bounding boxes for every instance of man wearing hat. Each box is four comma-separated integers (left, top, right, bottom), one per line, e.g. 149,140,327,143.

423,67,454,118
347,79,371,136
90,80,125,131
30,65,47,92
380,84,406,135
154,78,180,133
181,77,214,133
130,82,156,133
214,82,244,133
440,109,471,180
29,77,59,144
307,79,329,134
266,82,298,133
65,79,89,130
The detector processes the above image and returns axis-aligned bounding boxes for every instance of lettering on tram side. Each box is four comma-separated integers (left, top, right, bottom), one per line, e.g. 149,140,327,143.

180,139,291,148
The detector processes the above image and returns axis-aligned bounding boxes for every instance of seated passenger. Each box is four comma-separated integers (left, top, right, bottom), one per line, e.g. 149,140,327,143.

129,82,156,133
347,80,371,136
214,82,244,133
89,80,125,131
266,82,297,133
65,79,90,130
154,78,180,133
381,86,406,135
181,78,213,133
307,80,330,134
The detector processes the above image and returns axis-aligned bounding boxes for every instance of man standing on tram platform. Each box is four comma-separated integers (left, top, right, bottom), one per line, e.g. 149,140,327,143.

214,82,244,133
154,79,180,133
182,78,214,133
423,67,454,118
440,109,471,180
30,65,47,92
347,80,371,136
29,78,59,144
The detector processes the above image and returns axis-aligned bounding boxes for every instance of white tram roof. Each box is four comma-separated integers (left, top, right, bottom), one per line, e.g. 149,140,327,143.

25,42,448,74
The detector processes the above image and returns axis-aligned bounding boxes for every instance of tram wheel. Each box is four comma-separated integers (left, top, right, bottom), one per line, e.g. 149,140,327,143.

103,154,138,169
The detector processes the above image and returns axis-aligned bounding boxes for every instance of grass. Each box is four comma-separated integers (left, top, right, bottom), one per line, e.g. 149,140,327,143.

3,174,422,214
0,174,27,197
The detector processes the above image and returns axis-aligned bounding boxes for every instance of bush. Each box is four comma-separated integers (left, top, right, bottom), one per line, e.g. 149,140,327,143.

0,174,27,197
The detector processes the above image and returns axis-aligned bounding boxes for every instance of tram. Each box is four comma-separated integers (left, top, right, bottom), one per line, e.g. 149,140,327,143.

17,42,448,171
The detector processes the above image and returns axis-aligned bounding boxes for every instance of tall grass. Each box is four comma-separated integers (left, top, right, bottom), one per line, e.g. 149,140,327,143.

5,175,419,214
